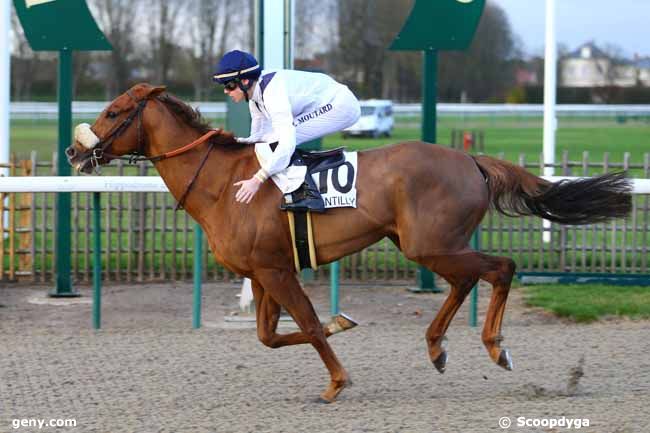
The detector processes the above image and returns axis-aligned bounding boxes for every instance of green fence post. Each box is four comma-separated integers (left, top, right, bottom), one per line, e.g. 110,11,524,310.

51,48,78,297
469,229,480,327
390,0,485,293
14,0,111,297
193,223,203,329
411,49,442,293
92,192,101,329
330,261,339,316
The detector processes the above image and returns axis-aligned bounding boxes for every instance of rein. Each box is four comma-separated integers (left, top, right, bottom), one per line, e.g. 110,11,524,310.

91,93,219,166
88,92,221,211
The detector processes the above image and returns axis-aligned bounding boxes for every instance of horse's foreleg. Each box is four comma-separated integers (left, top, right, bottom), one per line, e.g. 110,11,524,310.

478,255,516,371
254,270,350,403
252,279,315,347
251,280,357,348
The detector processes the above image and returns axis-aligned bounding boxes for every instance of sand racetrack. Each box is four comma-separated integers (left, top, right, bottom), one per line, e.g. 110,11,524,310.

1,281,648,432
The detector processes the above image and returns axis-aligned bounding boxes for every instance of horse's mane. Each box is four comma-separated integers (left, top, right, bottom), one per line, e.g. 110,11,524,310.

156,93,249,150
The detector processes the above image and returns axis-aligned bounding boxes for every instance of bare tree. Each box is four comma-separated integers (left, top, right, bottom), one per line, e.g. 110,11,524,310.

90,0,141,98
147,0,186,84
295,0,325,60
246,0,255,53
334,0,397,97
187,0,237,100
227,1,254,54
215,0,236,67
438,3,518,102
375,0,418,100
72,52,94,98
10,8,40,100
382,51,421,101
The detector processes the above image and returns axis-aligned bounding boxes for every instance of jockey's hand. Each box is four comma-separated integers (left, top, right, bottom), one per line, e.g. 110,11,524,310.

234,176,263,204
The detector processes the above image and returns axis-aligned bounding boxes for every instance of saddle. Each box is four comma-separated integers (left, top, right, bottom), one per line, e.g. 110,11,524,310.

280,146,346,213
278,146,346,272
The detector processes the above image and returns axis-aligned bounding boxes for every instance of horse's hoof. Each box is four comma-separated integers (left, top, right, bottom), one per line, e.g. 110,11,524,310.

318,377,349,403
318,388,341,404
433,351,448,374
497,348,513,371
325,313,359,335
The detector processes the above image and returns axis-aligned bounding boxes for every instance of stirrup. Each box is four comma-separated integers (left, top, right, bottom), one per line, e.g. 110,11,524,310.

281,181,325,213
281,194,325,213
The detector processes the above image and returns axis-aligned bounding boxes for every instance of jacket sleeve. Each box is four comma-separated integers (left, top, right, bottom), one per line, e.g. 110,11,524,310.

253,79,296,182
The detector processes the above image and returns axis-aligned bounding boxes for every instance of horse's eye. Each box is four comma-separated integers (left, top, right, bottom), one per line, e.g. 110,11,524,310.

106,111,118,119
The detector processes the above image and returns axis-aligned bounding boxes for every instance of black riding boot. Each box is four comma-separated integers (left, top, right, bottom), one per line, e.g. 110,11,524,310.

280,177,325,213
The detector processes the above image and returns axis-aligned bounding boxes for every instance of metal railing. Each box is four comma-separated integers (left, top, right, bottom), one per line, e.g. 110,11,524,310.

10,101,650,119
1,152,649,284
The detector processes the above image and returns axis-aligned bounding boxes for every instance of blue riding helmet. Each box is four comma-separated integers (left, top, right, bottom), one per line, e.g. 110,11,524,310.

212,50,261,84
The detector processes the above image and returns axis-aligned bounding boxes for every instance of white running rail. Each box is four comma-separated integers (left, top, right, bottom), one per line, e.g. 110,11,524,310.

1,176,649,194
9,102,650,119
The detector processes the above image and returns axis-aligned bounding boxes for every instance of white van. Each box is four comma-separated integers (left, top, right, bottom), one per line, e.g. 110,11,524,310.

343,99,394,138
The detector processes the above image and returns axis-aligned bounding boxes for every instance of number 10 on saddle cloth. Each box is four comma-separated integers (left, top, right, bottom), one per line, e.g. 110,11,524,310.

255,143,358,210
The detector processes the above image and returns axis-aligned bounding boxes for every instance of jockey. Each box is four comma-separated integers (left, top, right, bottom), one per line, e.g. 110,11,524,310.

213,49,361,210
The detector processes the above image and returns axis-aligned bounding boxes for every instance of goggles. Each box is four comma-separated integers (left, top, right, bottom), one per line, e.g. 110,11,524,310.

223,81,239,91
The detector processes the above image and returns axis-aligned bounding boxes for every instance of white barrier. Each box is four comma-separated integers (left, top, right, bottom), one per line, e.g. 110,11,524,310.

1,175,649,194
9,102,650,119
0,176,168,192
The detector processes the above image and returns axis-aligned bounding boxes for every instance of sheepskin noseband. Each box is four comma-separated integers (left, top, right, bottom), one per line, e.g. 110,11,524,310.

74,123,100,149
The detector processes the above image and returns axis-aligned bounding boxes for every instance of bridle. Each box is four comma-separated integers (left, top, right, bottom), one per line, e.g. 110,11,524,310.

84,89,219,210
87,90,217,168
88,92,148,168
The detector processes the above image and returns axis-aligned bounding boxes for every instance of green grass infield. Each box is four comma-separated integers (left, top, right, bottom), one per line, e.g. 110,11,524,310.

524,283,650,322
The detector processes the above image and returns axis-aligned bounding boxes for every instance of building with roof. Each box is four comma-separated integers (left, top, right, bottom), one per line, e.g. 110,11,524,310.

561,42,650,87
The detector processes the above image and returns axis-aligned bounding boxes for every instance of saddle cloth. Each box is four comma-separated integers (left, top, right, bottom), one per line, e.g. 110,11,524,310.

254,142,358,209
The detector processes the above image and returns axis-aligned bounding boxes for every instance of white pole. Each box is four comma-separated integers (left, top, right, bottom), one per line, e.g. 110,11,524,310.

1,1,10,234
542,0,556,242
1,0,10,175
238,0,295,314
284,0,294,69
262,0,285,70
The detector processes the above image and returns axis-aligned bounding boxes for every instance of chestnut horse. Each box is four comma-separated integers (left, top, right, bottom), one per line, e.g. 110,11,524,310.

66,83,632,402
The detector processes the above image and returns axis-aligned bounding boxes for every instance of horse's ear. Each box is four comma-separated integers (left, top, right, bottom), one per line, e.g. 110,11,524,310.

130,83,166,100
146,85,167,98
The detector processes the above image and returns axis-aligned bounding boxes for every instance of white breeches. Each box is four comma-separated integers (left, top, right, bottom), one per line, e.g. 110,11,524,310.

293,86,360,146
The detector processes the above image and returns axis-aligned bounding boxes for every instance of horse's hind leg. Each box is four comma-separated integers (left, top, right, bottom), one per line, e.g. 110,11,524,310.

251,279,357,348
421,253,481,373
477,254,516,371
423,252,516,372
254,270,350,402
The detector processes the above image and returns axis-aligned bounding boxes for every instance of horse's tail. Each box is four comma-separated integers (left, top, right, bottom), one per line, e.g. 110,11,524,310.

473,155,632,225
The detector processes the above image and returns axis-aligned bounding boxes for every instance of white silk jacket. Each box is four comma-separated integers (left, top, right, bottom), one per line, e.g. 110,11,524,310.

240,69,349,181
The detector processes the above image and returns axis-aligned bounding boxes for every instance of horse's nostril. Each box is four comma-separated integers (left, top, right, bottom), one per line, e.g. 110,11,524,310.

65,146,76,158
